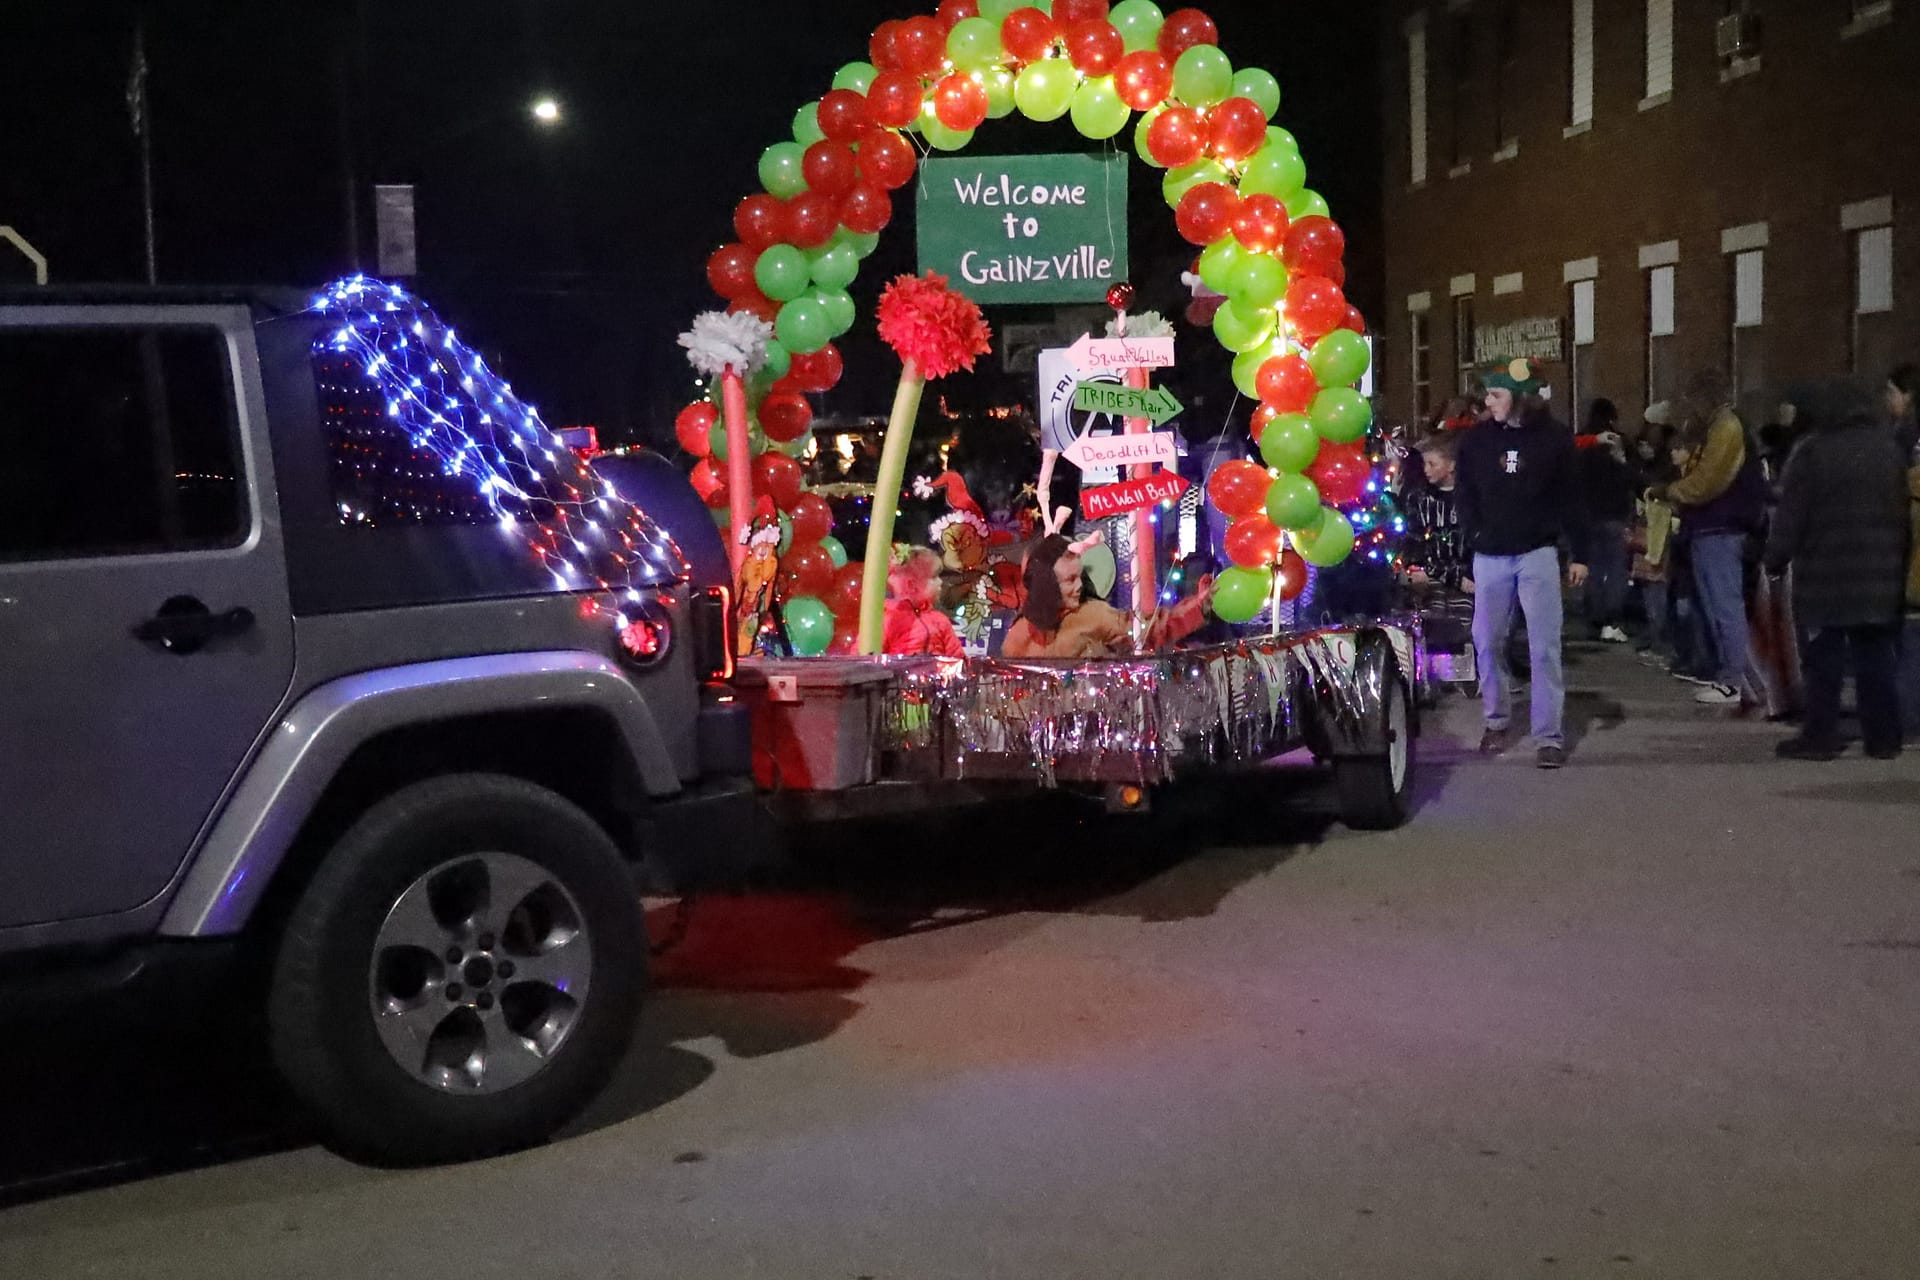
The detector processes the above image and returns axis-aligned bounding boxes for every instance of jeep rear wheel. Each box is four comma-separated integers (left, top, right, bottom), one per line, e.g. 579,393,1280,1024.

268,774,645,1164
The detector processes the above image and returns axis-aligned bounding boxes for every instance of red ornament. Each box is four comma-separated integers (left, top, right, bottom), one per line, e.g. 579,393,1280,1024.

759,393,814,444
1054,0,1111,21
675,401,716,457
789,493,835,545
1339,305,1368,336
816,90,871,145
1106,282,1136,312
827,563,866,618
1285,275,1347,344
1276,548,1308,601
934,73,990,131
706,243,757,301
840,182,894,235
876,272,993,380
867,71,925,130
1175,181,1239,246
754,452,806,511
789,343,845,393
857,127,919,190
893,15,948,77
935,0,979,28
1230,193,1290,254
1157,8,1219,60
1256,353,1318,413
1281,215,1346,277
802,141,858,198
1225,514,1284,568
870,20,903,71
1115,50,1174,111
785,192,840,249
1000,7,1059,62
1065,20,1125,74
690,457,728,508
1207,459,1272,520
1147,105,1207,167
1207,96,1268,161
1307,440,1372,507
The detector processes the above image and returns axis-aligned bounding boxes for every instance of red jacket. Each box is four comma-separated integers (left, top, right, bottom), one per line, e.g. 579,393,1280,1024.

883,598,965,657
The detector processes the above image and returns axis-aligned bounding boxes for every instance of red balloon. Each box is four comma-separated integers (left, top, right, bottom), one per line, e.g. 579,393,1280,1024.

1256,353,1318,413
789,344,845,393
786,192,840,249
733,195,790,252
1230,193,1290,254
767,372,806,400
1250,403,1280,442
690,457,728,508
828,620,859,655
1281,215,1346,277
754,452,805,511
858,127,919,190
1325,260,1347,289
1207,96,1268,161
1176,181,1239,246
780,543,838,599
935,0,979,29
1001,7,1058,62
934,73,990,131
840,182,893,235
1307,440,1372,508
1054,0,1111,21
1064,20,1124,74
1225,514,1284,568
1115,50,1174,111
1285,275,1347,344
1207,459,1272,520
1276,549,1308,601
729,289,780,324
1157,8,1219,60
803,141,858,197
1147,106,1208,167
817,90,871,144
1340,305,1368,336
789,493,834,545
827,562,866,618
706,243,757,301
676,401,716,457
894,16,947,77
867,71,925,129
870,20,903,71
760,393,814,444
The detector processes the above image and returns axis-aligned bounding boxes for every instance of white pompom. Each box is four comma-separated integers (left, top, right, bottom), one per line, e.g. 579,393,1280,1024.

679,310,774,378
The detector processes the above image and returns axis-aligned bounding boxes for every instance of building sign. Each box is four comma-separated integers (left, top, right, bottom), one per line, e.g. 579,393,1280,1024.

918,154,1128,305
1474,317,1563,366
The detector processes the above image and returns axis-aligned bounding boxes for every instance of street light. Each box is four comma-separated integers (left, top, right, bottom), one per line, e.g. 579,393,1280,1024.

531,97,563,125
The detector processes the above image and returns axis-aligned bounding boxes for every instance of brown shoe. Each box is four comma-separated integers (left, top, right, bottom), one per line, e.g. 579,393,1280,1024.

1479,728,1508,756
1537,746,1568,769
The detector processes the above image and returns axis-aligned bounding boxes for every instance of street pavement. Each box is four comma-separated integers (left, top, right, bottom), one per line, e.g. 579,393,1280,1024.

2,643,1918,1279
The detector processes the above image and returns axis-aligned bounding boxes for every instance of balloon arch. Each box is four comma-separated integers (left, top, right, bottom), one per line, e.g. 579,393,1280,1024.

674,0,1376,650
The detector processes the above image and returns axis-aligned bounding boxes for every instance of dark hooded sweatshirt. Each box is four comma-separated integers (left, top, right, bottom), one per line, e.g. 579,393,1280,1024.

1456,412,1590,560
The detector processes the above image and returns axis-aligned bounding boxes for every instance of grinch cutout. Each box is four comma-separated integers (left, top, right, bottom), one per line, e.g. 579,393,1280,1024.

734,497,783,657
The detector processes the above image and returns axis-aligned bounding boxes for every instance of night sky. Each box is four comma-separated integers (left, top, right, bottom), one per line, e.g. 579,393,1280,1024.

2,0,1381,446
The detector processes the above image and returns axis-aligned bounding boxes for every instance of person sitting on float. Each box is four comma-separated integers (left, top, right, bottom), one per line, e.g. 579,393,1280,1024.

882,546,966,658
1004,534,1214,658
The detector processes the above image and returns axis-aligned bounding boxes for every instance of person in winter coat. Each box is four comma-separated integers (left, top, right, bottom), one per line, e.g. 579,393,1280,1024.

1886,364,1920,737
1578,400,1636,642
1763,382,1912,760
882,547,966,658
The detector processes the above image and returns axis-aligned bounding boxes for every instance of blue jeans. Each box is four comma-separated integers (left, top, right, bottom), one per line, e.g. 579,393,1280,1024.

1473,546,1565,747
1690,532,1751,688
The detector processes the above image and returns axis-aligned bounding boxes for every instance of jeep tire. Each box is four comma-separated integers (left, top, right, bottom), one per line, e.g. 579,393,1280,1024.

268,774,645,1164
1332,671,1416,832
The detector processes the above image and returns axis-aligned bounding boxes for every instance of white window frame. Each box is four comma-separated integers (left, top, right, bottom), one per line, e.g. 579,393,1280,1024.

1732,250,1765,330
1569,0,1595,131
1643,0,1674,107
1407,17,1430,186
1647,265,1677,338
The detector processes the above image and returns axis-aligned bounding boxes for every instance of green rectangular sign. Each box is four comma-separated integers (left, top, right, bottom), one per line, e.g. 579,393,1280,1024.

1072,381,1183,426
916,153,1129,306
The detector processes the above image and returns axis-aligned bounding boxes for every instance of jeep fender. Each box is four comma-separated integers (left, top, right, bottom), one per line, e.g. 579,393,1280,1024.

159,652,680,938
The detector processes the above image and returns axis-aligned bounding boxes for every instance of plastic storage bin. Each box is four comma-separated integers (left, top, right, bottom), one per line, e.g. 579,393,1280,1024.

732,659,897,791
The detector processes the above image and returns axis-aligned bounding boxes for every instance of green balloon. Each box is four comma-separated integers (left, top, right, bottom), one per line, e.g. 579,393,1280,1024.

1259,413,1321,472
758,142,808,199
777,510,794,556
1110,0,1165,53
1210,566,1271,624
792,103,825,147
808,242,859,291
1239,144,1307,200
1162,159,1228,207
1197,237,1244,294
1232,69,1282,120
924,117,975,151
784,596,835,656
1287,188,1331,220
982,67,1018,119
770,432,812,458
1309,329,1371,388
1294,508,1356,567
711,506,731,530
978,0,1027,18
1133,105,1167,167
833,227,881,259
1265,126,1299,153
1071,76,1131,140
1212,298,1275,353
1227,253,1288,307
707,418,732,463
813,287,856,338
755,244,811,302
1266,472,1323,530
1311,388,1373,443
776,297,833,355
948,17,1003,71
833,62,879,94
1172,45,1233,108
1015,59,1076,121
762,340,793,383
821,535,848,569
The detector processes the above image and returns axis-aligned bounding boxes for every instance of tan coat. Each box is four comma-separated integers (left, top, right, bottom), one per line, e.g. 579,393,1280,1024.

1003,600,1131,659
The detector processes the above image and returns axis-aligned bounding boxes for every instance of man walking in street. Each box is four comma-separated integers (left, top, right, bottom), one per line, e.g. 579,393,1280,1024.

1457,358,1590,769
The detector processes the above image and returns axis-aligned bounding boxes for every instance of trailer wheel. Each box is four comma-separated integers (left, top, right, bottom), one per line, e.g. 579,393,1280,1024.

1333,674,1415,831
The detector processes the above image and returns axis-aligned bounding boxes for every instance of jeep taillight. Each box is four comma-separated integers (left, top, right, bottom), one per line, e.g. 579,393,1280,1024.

614,599,672,671
692,585,734,683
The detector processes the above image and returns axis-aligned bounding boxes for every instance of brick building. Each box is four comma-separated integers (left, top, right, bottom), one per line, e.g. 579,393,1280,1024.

1376,0,1917,432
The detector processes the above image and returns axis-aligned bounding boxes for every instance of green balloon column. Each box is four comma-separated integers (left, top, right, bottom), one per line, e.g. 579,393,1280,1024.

677,0,1373,651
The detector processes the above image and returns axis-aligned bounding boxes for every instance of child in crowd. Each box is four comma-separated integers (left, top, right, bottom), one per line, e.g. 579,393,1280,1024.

882,546,965,658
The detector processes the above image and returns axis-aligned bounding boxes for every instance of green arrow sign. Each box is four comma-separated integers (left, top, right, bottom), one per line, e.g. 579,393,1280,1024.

1072,381,1183,427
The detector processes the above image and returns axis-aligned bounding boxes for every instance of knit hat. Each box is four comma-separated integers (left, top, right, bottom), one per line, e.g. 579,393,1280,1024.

1482,357,1544,397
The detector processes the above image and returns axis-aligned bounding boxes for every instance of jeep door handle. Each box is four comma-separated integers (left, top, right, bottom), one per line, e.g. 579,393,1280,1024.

133,596,257,655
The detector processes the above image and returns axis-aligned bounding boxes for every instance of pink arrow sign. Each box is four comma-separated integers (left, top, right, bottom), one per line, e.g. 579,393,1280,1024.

1064,430,1180,471
1067,332,1177,375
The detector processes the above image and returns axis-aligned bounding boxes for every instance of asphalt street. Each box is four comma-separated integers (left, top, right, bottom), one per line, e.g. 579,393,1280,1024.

3,643,1918,1279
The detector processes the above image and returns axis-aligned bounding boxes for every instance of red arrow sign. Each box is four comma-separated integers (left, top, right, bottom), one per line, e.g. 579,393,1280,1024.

1081,472,1190,520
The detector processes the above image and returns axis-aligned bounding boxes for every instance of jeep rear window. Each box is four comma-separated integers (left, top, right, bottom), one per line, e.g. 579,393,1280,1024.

0,326,245,562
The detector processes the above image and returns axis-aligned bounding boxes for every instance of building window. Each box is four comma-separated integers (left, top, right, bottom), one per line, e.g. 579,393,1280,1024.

1570,0,1595,128
1730,249,1765,404
1569,278,1597,424
1411,310,1433,424
1493,2,1521,150
1849,0,1894,25
1645,0,1675,102
1853,223,1895,374
1408,21,1429,185
1646,265,1676,404
1454,294,1478,394
1450,13,1474,169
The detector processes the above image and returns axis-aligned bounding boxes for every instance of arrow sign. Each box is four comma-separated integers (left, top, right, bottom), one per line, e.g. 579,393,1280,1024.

1072,381,1183,426
1067,332,1176,375
1064,430,1180,471
1081,472,1190,521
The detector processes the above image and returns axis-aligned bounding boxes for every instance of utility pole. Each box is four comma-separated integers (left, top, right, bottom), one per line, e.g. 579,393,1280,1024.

127,18,157,283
